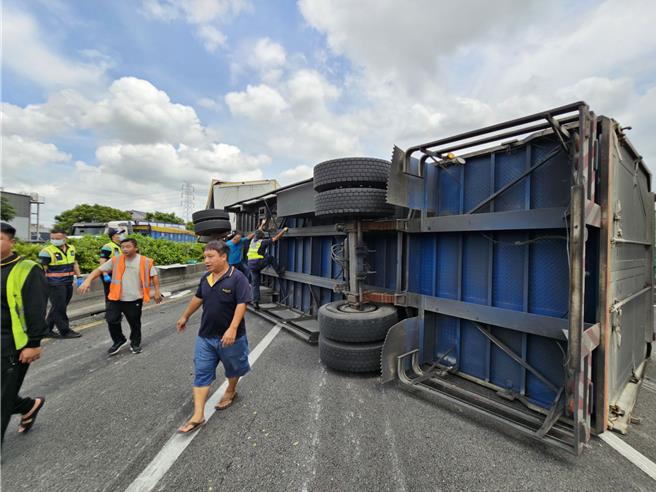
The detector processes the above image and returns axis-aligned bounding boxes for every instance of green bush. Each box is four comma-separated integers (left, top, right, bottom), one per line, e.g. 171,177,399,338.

14,242,42,262
15,235,203,273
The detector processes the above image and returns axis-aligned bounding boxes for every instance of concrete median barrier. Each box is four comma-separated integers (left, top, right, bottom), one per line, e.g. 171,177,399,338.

67,263,207,321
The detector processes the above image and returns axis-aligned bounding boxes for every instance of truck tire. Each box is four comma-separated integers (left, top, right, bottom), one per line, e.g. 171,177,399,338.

319,301,398,343
314,188,393,218
194,219,231,235
319,335,383,373
313,158,390,192
192,209,230,223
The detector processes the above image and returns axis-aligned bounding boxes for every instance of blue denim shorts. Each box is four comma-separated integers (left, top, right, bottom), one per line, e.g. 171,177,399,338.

193,335,250,386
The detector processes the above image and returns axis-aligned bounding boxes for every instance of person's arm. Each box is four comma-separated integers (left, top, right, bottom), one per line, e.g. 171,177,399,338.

151,273,162,304
271,227,289,243
38,249,51,272
73,261,81,277
221,272,252,346
79,261,112,293
99,250,109,265
18,266,49,363
176,296,203,332
220,304,247,347
246,219,267,240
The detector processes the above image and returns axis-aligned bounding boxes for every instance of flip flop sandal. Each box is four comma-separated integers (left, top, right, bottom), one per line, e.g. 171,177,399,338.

216,392,238,410
18,396,45,434
178,419,205,434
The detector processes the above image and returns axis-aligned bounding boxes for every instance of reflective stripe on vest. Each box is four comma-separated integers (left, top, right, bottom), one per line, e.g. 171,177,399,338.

6,258,39,350
42,244,76,278
108,255,154,303
247,239,264,260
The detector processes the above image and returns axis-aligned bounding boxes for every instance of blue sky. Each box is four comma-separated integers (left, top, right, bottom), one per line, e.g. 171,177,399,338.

2,0,655,224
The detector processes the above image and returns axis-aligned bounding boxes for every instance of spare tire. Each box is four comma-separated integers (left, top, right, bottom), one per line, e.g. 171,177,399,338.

315,188,393,218
194,219,231,235
319,301,397,343
192,209,230,223
319,335,383,373
313,157,390,192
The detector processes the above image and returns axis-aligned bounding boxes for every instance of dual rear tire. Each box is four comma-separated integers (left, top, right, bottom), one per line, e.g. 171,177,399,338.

318,300,398,373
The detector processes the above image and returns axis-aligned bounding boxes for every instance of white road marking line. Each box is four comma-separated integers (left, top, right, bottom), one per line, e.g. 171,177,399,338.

167,289,191,299
125,324,282,492
642,379,656,394
599,432,656,481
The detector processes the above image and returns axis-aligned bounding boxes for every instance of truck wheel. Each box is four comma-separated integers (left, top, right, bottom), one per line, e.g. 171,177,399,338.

313,157,390,192
314,188,393,218
319,335,383,373
319,301,397,343
194,219,231,235
192,209,230,223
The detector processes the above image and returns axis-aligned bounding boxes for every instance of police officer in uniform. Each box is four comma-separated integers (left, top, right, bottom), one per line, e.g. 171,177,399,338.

1,222,49,443
99,228,125,302
247,225,288,309
38,228,82,338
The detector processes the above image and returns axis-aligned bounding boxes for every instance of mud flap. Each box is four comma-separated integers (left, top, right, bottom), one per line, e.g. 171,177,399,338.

380,317,420,383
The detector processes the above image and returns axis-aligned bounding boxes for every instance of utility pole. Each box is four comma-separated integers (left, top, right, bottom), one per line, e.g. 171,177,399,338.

180,182,195,222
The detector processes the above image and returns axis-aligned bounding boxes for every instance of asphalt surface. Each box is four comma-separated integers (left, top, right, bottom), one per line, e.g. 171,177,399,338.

1,294,655,491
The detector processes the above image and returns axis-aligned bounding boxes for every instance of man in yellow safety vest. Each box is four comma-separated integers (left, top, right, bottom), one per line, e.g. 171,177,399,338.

247,225,288,309
38,228,82,339
1,222,49,443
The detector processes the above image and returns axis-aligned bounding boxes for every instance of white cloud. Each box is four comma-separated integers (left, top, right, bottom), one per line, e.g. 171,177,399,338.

142,0,249,24
141,0,251,52
197,97,221,110
196,25,226,52
2,77,271,222
1,135,71,177
252,38,286,68
2,90,93,140
85,77,207,145
287,69,339,115
279,164,313,183
2,7,107,89
290,0,656,173
225,84,289,120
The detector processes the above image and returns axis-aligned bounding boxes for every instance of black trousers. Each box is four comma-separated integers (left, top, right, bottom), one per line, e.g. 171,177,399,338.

106,300,143,345
1,355,35,444
46,284,73,334
249,256,282,303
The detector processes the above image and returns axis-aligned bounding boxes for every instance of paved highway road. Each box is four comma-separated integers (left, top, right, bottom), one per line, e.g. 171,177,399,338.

2,293,655,491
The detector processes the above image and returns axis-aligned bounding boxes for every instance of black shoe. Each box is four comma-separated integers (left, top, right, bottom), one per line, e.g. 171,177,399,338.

130,343,142,354
61,330,82,339
253,302,260,310
107,340,127,356
46,330,62,339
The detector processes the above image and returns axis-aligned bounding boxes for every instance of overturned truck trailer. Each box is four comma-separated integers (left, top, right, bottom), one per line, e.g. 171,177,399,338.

225,102,654,455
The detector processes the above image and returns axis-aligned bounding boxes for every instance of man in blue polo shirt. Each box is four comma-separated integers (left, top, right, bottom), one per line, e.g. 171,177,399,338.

175,240,252,434
225,219,265,280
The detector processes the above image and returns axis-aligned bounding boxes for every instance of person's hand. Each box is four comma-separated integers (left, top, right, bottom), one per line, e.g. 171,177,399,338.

19,347,42,364
221,328,237,347
176,316,187,332
78,280,91,294
155,291,163,304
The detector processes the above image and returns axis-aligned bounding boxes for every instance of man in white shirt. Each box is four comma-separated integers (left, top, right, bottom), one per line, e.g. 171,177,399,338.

79,238,161,356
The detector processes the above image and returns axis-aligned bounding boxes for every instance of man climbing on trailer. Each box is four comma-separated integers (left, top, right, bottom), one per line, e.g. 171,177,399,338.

225,219,267,281
247,223,288,309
